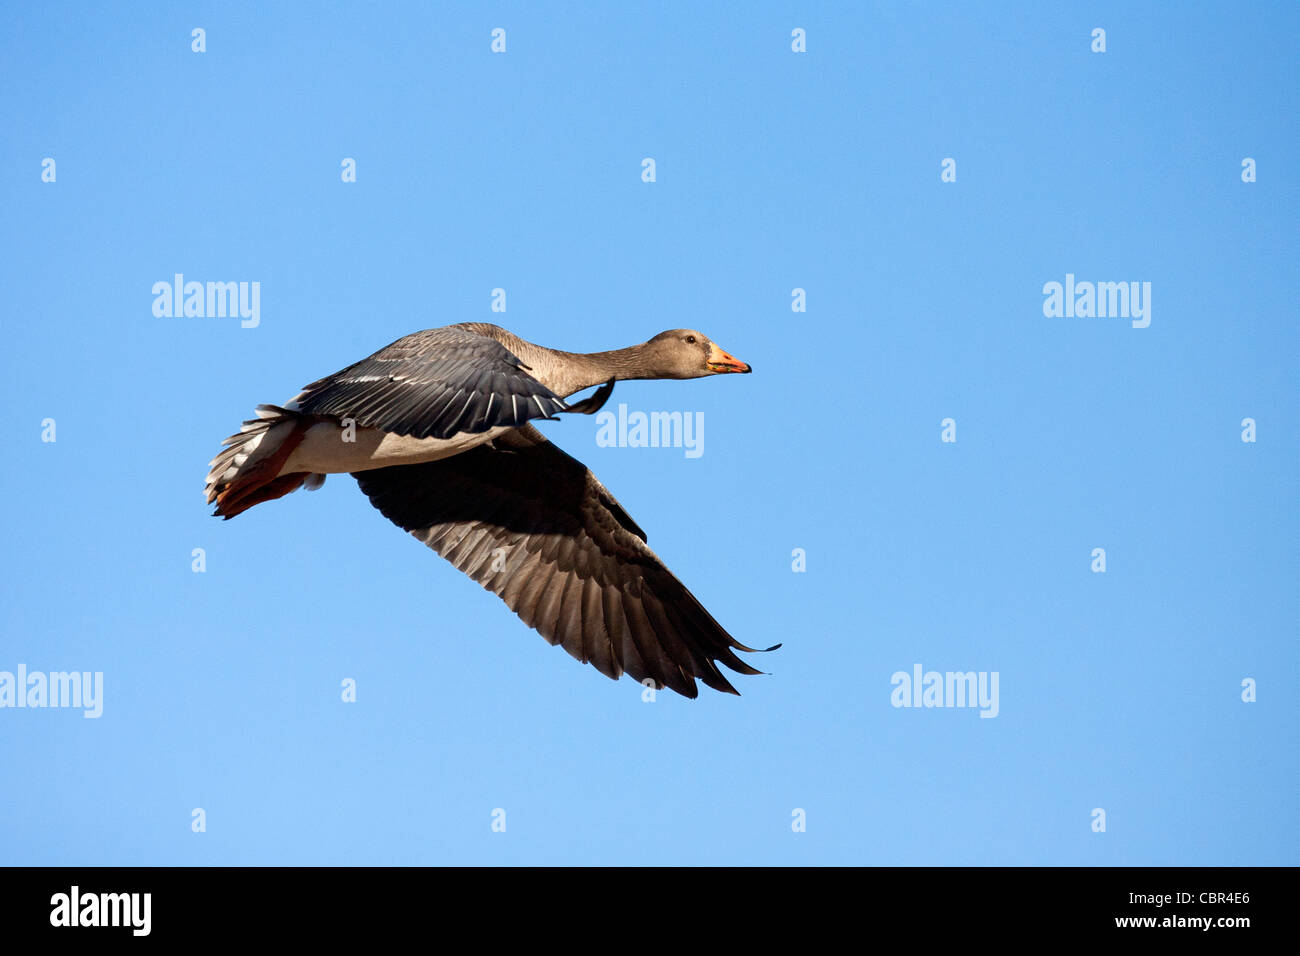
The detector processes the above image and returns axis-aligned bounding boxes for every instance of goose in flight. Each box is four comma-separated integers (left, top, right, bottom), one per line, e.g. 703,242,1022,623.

204,323,775,697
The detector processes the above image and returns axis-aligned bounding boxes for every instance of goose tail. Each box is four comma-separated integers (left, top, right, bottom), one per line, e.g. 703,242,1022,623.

204,405,321,519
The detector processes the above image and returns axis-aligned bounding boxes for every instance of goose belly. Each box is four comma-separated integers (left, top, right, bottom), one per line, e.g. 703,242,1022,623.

282,422,511,475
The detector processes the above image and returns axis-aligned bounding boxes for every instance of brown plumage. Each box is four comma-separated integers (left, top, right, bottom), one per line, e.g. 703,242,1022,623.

205,323,775,697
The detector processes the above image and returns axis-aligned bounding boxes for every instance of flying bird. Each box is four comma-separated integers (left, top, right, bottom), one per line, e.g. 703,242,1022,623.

204,323,776,697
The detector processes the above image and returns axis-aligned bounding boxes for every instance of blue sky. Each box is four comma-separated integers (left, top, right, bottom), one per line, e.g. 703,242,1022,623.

1,2,1296,865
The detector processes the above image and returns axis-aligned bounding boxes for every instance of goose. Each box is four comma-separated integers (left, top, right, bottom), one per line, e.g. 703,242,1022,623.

204,322,776,697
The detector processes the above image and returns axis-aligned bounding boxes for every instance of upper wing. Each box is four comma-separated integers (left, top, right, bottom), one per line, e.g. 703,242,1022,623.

352,425,774,697
289,325,569,439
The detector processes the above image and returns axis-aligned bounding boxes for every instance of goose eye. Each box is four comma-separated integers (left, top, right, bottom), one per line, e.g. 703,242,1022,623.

685,335,696,344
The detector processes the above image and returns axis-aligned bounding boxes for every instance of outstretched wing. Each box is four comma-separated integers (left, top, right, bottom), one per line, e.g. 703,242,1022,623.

289,325,569,439
352,425,774,697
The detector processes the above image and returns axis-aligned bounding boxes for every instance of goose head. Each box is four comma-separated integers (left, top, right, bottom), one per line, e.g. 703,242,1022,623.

641,329,752,379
